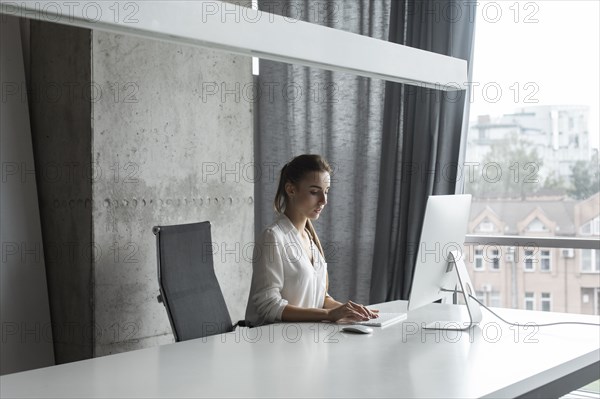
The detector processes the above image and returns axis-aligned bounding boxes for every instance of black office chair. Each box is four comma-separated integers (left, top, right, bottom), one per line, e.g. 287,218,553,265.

153,221,245,342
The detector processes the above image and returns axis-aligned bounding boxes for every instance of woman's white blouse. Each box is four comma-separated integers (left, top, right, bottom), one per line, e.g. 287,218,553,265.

245,213,328,327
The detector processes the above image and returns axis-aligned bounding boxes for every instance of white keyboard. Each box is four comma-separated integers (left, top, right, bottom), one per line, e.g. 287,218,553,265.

353,312,407,328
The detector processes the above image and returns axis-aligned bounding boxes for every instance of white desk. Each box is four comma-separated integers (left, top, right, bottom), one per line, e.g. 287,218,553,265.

1,301,599,398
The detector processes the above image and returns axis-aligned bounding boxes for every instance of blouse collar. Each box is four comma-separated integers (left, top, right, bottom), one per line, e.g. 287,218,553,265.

275,213,324,266
275,212,303,236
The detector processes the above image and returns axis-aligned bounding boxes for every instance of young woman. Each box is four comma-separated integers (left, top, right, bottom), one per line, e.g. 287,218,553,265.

245,154,378,327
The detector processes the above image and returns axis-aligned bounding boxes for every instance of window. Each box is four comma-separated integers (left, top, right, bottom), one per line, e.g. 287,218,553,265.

474,249,484,271
524,250,535,272
581,287,600,315
581,223,591,235
540,250,551,272
461,1,599,319
541,292,552,312
581,249,600,273
580,217,600,236
527,218,547,232
490,292,502,307
525,292,535,311
490,249,500,270
475,290,485,305
479,220,494,232
478,129,486,141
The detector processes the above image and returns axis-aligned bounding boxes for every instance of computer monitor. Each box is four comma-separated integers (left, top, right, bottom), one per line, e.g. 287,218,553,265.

407,194,481,330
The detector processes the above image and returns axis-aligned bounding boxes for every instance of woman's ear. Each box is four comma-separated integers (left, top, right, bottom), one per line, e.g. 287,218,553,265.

284,182,295,197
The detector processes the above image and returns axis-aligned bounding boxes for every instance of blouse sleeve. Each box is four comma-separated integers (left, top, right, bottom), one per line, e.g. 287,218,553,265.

248,228,289,324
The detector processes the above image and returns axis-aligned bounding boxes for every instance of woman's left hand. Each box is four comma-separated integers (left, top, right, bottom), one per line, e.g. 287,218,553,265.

349,300,379,319
335,300,379,323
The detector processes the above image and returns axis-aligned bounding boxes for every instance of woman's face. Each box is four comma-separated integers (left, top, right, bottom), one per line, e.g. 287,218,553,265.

286,171,330,220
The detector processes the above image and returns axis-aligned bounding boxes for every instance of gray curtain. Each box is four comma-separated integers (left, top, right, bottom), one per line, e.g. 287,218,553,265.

255,0,475,304
255,0,391,304
370,0,477,303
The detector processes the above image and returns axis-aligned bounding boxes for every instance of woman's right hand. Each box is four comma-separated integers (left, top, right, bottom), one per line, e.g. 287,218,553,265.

326,300,379,322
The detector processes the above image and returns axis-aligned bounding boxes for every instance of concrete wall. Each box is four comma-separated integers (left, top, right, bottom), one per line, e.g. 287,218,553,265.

91,29,254,356
1,15,55,375
27,0,254,361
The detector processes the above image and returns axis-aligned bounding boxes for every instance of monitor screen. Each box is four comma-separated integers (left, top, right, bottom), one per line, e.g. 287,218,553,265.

408,194,472,312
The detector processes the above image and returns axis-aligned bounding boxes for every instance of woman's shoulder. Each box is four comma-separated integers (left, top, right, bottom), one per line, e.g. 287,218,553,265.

259,215,290,240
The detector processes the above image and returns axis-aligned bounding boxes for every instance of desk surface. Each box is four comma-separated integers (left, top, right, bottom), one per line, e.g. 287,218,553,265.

1,301,599,398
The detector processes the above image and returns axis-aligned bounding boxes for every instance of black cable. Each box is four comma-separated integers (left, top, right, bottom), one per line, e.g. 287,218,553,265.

468,294,600,327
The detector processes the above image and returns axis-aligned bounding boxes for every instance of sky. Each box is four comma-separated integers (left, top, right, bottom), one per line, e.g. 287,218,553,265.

469,0,600,151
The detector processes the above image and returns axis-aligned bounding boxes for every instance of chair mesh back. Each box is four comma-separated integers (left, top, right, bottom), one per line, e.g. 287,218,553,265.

156,222,233,341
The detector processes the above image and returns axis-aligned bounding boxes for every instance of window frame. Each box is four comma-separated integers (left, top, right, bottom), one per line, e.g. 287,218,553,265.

474,248,485,271
525,292,535,311
541,292,552,312
490,249,500,271
540,249,551,272
581,249,600,273
524,249,536,272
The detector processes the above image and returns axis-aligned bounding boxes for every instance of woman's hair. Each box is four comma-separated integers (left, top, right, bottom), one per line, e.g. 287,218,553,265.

273,154,331,260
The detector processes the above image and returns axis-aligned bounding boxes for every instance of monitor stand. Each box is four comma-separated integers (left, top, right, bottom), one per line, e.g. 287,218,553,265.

423,250,483,331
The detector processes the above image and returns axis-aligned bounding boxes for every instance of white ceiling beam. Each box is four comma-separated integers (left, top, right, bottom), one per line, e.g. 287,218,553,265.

0,0,467,91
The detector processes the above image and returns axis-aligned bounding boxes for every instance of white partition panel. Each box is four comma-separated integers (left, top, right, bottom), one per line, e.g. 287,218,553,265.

0,0,467,90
